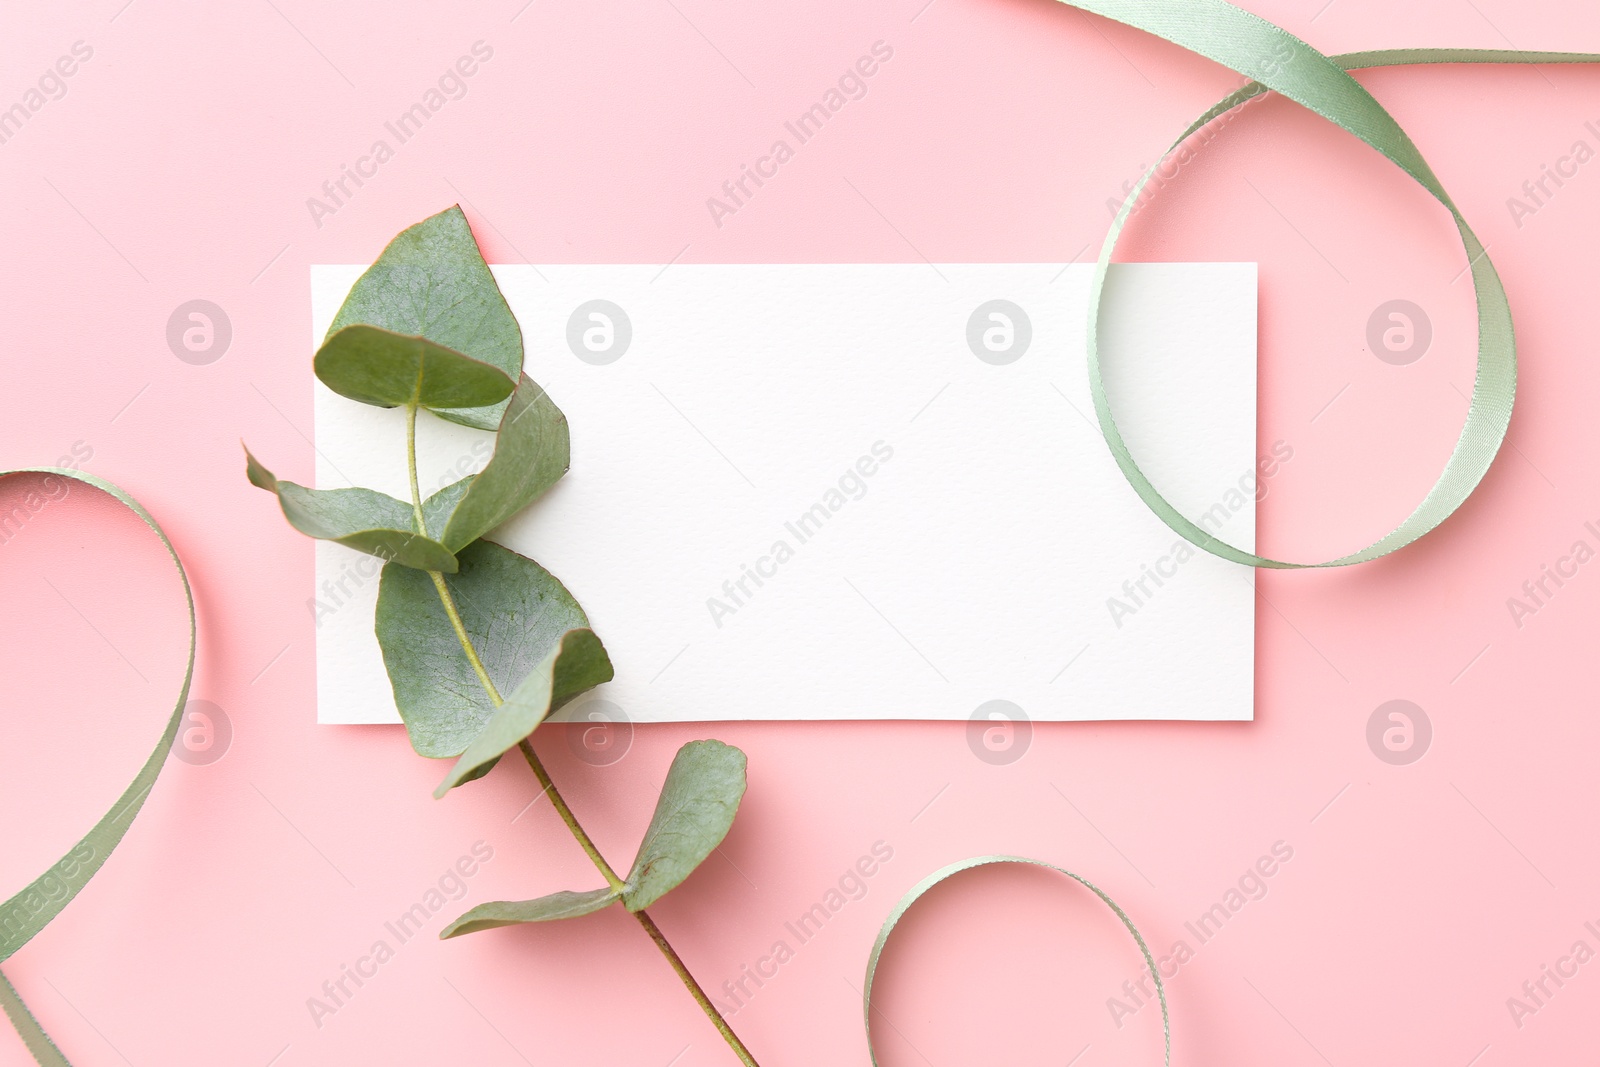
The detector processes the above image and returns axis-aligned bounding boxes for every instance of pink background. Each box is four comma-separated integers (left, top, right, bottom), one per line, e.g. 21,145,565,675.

2,0,1599,1063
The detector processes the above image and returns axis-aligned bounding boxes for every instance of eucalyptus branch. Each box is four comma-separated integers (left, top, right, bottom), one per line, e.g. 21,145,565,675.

406,401,762,1067
246,206,758,1065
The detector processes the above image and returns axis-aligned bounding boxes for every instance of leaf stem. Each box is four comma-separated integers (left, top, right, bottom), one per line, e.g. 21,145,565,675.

405,408,761,1066
406,402,427,534
633,908,762,1066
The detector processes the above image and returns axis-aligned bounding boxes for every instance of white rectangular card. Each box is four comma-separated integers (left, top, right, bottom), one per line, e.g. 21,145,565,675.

311,262,1257,724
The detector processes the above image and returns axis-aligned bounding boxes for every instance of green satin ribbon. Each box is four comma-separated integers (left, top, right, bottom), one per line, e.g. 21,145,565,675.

865,5,1600,1063
1071,0,1600,567
864,856,1169,1065
0,468,195,1066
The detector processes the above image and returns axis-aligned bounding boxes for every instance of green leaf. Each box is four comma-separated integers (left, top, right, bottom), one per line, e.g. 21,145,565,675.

245,447,458,572
439,887,620,938
375,539,602,759
314,325,515,414
326,205,523,430
435,374,570,551
435,629,612,797
621,741,748,912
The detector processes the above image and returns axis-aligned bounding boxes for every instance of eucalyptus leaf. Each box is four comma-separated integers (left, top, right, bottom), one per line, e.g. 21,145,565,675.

416,370,570,551
622,741,747,912
375,539,596,759
244,448,458,572
436,629,612,797
439,887,620,938
436,374,570,551
327,204,522,430
314,325,515,414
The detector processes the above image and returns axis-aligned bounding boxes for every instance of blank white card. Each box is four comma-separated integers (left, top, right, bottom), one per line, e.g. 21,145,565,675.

311,263,1257,724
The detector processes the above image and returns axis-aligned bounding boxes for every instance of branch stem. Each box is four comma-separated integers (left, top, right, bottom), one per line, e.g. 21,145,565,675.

405,402,426,534
405,405,760,1066
633,908,762,1065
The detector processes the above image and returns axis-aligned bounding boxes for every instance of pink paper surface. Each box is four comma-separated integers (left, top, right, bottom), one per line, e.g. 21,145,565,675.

2,1,1598,1063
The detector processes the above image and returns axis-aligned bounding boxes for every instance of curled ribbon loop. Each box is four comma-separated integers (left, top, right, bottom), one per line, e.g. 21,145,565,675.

864,856,1169,1066
0,468,196,1066
1064,0,1600,567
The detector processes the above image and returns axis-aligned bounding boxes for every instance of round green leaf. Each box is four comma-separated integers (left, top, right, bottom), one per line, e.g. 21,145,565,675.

436,374,570,552
435,629,612,797
622,741,748,912
326,205,523,430
439,887,620,939
314,325,515,413
245,447,458,572
375,540,599,759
